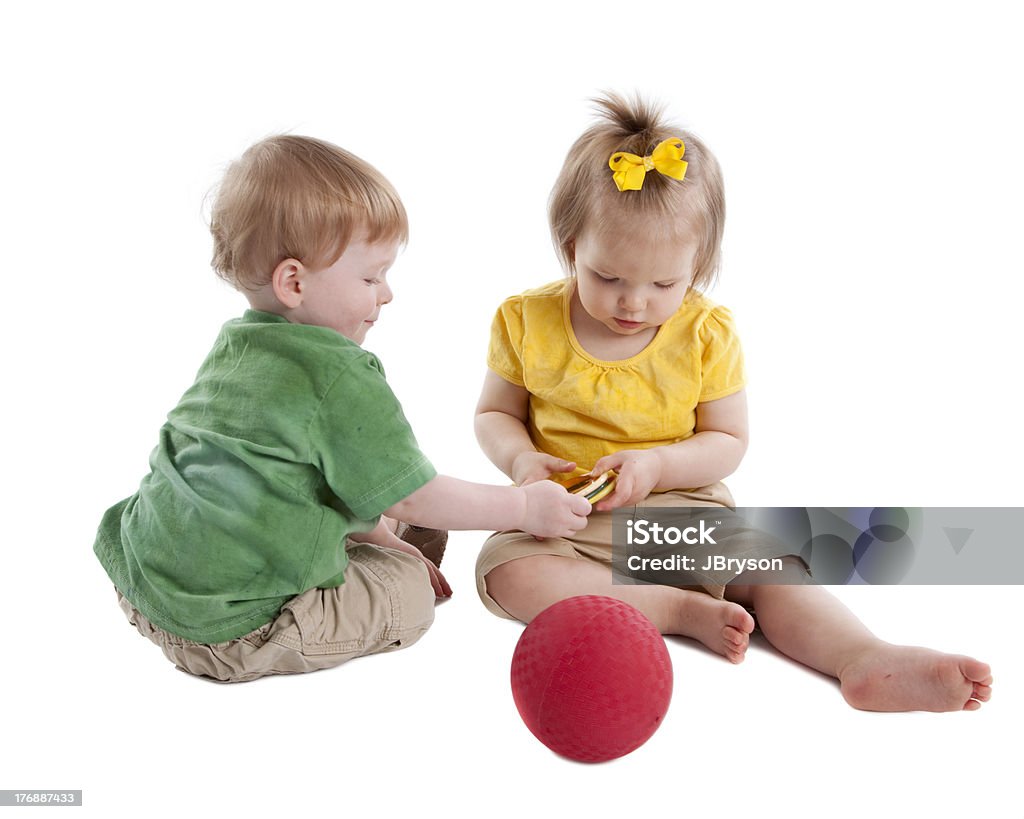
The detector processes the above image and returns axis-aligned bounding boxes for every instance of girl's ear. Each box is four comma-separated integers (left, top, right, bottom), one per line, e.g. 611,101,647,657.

271,258,306,309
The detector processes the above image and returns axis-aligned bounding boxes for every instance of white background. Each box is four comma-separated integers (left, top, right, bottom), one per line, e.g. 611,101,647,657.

2,1,1021,816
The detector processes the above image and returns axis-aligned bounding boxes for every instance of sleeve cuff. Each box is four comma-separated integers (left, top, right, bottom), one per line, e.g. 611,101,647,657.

348,457,438,520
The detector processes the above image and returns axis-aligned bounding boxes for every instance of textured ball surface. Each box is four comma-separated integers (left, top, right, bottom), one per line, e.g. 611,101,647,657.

510,595,673,762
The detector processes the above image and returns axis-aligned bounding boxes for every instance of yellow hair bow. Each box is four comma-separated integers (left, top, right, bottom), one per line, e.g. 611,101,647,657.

608,138,688,192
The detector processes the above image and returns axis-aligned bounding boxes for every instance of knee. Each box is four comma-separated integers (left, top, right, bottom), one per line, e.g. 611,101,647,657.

357,545,436,638
485,555,555,602
403,558,437,631
774,555,811,583
484,561,520,608
739,555,809,587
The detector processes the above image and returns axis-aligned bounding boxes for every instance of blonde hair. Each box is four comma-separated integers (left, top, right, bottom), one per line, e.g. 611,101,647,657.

549,92,725,291
210,135,408,291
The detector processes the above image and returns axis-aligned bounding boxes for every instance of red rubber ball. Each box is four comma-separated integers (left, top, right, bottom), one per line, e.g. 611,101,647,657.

510,595,673,762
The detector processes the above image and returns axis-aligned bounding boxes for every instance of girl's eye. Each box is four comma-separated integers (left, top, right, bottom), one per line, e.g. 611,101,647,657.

594,272,617,284
655,281,679,289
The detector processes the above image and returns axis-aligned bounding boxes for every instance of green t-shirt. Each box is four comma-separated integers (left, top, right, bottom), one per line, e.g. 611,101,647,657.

94,310,436,643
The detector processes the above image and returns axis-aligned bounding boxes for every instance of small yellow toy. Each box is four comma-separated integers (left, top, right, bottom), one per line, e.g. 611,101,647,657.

554,470,617,504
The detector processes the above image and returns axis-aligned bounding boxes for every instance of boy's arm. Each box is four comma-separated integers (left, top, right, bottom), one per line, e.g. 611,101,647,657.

385,475,590,538
474,370,576,486
590,389,749,511
388,371,591,537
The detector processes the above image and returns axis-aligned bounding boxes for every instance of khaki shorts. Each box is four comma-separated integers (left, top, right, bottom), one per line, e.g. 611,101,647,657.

118,541,435,683
475,482,804,619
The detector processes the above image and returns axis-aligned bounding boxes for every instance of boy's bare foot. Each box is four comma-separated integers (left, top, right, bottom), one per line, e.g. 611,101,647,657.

839,644,993,712
674,594,756,663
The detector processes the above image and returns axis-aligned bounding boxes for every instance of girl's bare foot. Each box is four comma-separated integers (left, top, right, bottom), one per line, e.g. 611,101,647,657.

674,594,756,663
839,644,992,712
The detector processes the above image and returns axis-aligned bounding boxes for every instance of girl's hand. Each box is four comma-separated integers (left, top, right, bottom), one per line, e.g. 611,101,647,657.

511,451,577,487
590,449,663,511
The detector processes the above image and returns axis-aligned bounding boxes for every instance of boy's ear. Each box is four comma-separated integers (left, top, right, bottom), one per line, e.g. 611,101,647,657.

271,258,306,309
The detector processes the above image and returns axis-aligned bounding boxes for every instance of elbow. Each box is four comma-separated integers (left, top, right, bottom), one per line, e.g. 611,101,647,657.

734,431,749,462
729,431,749,472
473,412,487,447
385,495,414,521
384,478,436,522
474,409,503,447
706,430,748,478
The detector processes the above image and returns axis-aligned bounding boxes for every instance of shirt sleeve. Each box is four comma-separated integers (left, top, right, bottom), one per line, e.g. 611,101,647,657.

311,352,436,520
698,305,747,401
486,296,526,386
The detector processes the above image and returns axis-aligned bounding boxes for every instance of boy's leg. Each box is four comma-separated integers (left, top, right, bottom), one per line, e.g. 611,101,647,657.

724,570,993,711
118,541,435,683
278,542,436,664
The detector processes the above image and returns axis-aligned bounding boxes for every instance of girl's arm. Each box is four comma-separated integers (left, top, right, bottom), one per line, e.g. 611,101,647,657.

474,370,576,486
590,389,749,510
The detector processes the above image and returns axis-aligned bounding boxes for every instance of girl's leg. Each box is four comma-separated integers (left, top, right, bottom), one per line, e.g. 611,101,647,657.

485,554,756,663
725,571,993,711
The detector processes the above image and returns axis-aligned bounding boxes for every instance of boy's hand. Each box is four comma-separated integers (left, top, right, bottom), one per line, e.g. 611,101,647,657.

518,480,592,538
387,539,452,599
361,519,451,598
590,449,663,511
512,451,577,487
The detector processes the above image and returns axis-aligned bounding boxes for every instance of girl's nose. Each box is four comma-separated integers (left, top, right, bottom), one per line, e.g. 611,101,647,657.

619,291,645,312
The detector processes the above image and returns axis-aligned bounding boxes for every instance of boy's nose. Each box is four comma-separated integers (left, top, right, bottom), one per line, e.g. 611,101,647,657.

379,282,393,304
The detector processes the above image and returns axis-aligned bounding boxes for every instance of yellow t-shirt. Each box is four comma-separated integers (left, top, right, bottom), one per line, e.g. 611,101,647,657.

487,279,746,474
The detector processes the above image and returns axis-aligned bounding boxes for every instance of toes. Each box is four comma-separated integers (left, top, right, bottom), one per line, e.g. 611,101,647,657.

723,626,748,648
722,626,749,664
725,606,755,634
972,683,992,702
963,698,981,711
961,657,992,685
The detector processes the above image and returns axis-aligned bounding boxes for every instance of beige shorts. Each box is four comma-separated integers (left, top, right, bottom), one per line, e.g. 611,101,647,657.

475,482,804,620
118,541,435,683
